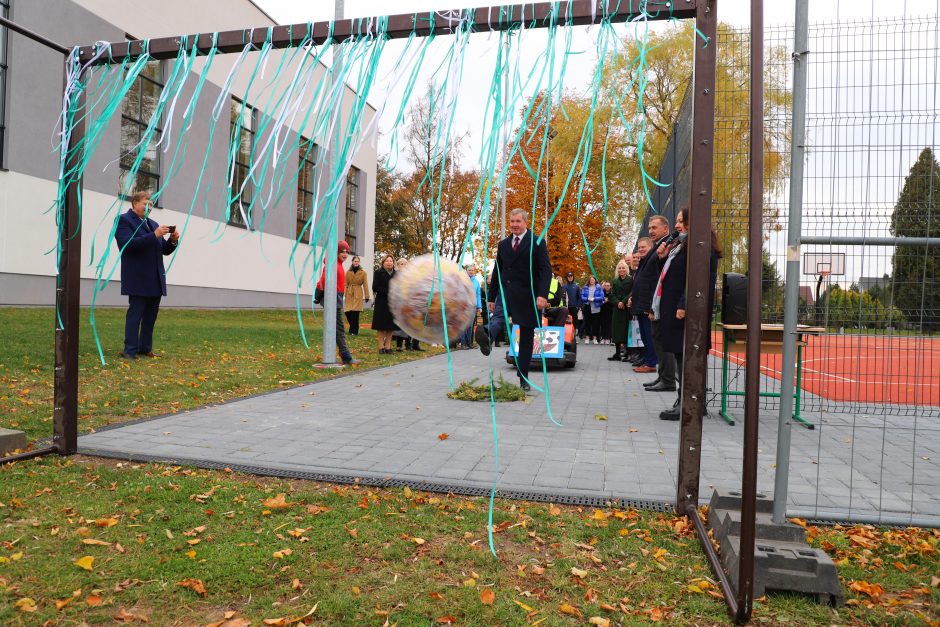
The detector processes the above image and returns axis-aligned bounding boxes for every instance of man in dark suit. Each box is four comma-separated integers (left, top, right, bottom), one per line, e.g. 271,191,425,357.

478,208,552,391
631,215,676,390
114,191,179,359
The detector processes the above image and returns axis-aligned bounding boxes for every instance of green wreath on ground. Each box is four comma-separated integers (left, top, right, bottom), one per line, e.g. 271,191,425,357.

447,376,526,402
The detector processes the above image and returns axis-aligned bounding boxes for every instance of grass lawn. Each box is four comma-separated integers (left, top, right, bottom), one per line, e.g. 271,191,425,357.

1,458,937,625
0,308,439,445
1,309,937,624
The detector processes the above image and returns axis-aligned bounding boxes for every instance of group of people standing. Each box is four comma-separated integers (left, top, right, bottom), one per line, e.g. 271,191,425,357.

557,208,721,420
304,205,723,419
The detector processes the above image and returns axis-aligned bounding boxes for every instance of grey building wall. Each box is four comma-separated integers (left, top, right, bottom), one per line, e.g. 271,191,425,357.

7,0,301,242
0,0,379,308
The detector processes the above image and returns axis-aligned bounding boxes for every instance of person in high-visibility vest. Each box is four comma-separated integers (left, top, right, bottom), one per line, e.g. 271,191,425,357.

544,275,569,327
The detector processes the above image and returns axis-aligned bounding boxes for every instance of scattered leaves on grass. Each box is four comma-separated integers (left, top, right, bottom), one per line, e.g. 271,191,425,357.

176,578,208,597
263,603,318,626
262,493,293,510
849,580,885,602
480,588,496,605
74,555,95,571
15,597,38,612
559,602,582,618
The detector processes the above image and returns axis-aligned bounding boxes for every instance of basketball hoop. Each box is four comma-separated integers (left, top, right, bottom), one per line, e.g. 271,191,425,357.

819,270,830,279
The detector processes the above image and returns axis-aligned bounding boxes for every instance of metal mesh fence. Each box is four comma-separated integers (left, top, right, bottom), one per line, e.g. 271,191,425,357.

708,17,940,421
651,15,939,524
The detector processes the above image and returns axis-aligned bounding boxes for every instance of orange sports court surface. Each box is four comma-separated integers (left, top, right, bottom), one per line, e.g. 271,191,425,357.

712,332,940,406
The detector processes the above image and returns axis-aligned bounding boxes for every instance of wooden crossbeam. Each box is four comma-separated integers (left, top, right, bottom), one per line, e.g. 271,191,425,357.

75,0,697,64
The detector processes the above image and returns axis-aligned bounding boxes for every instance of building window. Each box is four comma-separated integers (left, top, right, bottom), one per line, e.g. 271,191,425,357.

0,0,8,169
296,138,318,242
345,166,360,252
229,98,256,228
120,58,163,198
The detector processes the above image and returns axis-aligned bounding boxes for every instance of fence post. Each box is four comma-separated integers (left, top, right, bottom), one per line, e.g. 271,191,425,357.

773,0,810,524
322,0,345,366
53,58,84,455
675,0,718,516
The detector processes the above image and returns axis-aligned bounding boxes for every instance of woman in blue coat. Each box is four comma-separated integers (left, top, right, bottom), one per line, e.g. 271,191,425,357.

580,276,605,344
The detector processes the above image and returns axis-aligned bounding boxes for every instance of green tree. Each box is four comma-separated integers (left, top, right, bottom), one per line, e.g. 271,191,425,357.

822,285,904,330
600,23,792,262
761,251,785,321
890,147,940,332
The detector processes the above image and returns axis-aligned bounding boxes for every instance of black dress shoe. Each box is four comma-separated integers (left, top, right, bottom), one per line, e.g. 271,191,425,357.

607,353,622,361
646,382,677,392
475,326,491,356
659,407,681,421
643,378,662,388
519,380,532,392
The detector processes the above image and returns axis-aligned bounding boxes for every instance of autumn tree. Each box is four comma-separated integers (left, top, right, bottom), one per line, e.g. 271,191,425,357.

389,84,485,262
373,160,414,260
600,22,792,262
503,92,628,279
890,147,940,332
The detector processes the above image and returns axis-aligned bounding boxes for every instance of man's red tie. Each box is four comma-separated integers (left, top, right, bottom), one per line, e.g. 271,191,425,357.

512,236,520,252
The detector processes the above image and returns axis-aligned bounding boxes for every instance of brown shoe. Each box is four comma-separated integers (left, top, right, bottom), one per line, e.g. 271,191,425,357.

143,352,157,357
633,365,657,373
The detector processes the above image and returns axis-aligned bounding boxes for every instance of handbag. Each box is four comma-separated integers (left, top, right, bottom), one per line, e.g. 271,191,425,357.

628,318,644,348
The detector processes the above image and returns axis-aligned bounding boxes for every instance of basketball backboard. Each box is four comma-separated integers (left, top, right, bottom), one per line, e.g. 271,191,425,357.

802,252,846,276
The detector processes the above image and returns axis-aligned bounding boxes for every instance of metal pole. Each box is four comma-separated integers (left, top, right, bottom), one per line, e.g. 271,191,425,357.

801,235,940,247
675,0,718,517
0,15,71,54
53,59,84,455
500,33,510,239
736,0,764,621
773,0,810,524
322,0,344,366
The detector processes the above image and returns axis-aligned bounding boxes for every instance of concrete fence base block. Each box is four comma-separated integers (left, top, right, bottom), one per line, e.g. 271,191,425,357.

707,488,845,607
0,428,28,456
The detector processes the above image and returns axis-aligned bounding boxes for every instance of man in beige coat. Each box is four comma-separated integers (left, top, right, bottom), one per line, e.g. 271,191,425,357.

344,255,371,335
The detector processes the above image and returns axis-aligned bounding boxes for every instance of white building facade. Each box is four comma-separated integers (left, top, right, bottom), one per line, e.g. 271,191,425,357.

0,0,377,307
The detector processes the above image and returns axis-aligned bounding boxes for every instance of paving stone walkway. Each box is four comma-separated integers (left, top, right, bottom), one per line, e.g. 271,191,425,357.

79,343,940,525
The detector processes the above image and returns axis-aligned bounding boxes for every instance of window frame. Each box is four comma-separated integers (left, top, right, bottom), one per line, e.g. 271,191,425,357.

228,97,257,229
344,166,360,253
296,137,318,242
119,52,164,202
0,0,13,170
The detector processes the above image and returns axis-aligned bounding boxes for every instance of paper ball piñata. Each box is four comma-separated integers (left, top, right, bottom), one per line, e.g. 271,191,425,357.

389,254,477,345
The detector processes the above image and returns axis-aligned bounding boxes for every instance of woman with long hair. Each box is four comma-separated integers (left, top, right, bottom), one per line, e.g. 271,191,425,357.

609,260,632,361
371,254,397,354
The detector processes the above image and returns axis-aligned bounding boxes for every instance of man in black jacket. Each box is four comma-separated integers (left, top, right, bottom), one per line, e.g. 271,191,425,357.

482,208,552,392
630,215,676,391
